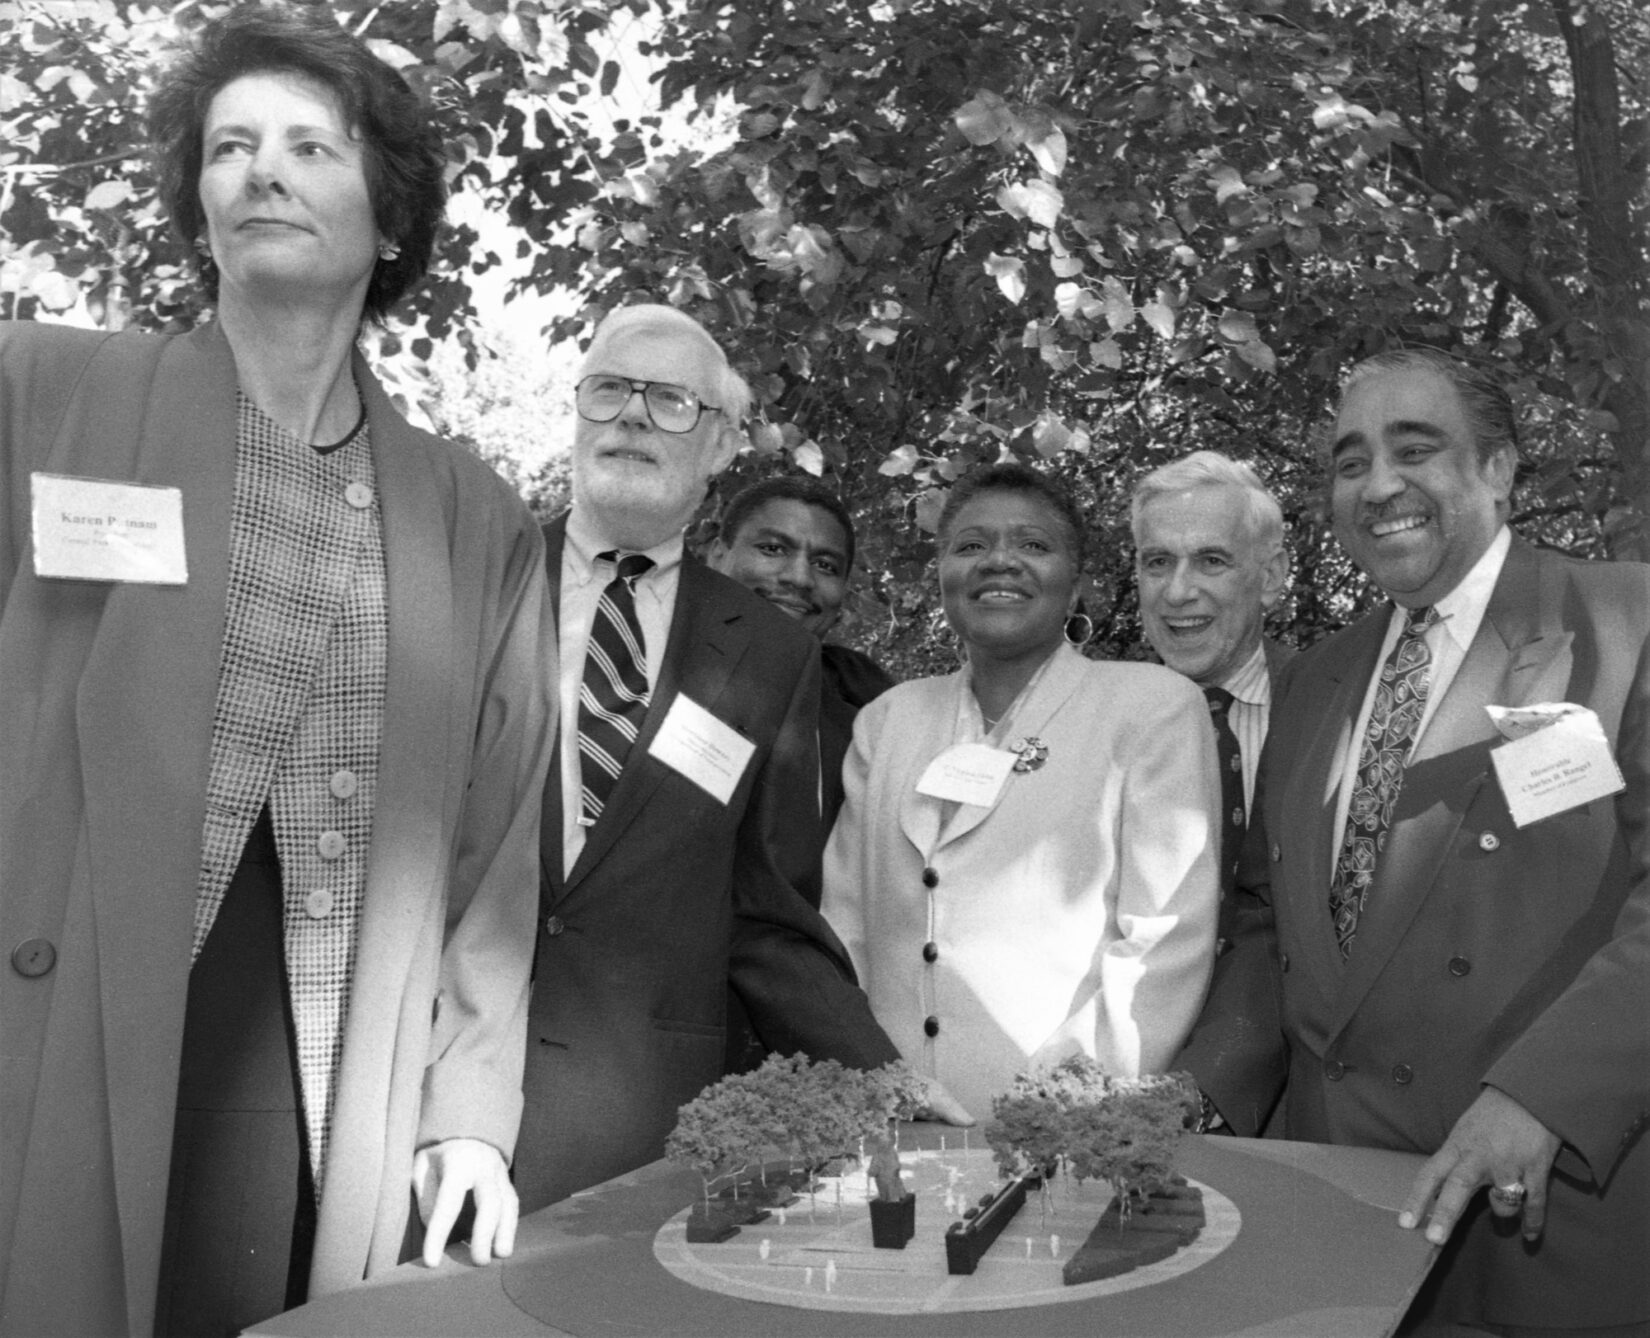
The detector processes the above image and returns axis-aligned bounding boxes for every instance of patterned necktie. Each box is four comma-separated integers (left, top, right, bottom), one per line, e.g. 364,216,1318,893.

1204,686,1244,898
578,551,653,825
1329,605,1440,957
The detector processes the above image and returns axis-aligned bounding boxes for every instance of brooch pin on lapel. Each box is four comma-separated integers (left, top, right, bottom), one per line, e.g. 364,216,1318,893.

1011,737,1048,773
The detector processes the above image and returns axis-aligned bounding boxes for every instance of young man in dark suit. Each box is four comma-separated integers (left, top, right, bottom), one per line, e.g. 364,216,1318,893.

514,305,960,1214
708,476,895,829
1183,350,1649,1334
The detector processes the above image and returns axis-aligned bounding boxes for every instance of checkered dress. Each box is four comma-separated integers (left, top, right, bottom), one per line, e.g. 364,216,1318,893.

193,394,387,1190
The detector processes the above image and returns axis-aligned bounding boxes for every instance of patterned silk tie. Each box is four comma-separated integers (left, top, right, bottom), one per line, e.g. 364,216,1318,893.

1204,686,1244,898
1329,605,1440,957
578,551,654,825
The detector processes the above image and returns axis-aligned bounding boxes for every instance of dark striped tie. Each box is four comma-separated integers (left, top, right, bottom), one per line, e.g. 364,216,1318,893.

1203,686,1244,898
578,551,653,825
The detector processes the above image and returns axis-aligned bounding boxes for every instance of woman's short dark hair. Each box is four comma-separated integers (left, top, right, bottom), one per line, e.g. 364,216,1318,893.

935,462,1089,571
148,2,445,323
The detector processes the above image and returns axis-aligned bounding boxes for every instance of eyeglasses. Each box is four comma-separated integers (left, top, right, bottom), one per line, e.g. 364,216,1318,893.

575,376,721,435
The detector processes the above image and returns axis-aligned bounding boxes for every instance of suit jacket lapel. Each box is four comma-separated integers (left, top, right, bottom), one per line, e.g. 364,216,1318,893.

70,323,235,1322
895,646,1087,858
559,556,749,896
541,516,569,899
931,644,1089,851
1287,612,1383,1002
1328,541,1553,1035
894,679,950,861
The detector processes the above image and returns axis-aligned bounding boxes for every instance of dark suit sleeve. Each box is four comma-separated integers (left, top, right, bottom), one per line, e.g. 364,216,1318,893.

727,639,901,1069
1175,792,1288,1134
1481,591,1650,1183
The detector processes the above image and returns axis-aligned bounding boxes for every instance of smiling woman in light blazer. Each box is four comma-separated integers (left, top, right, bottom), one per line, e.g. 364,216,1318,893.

822,463,1220,1120
0,9,551,1336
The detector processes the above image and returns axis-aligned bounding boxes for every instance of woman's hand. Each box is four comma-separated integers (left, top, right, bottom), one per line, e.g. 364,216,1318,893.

412,1137,519,1267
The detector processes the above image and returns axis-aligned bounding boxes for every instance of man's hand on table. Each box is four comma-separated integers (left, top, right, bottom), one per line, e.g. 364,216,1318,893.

1398,1085,1561,1246
413,1137,519,1267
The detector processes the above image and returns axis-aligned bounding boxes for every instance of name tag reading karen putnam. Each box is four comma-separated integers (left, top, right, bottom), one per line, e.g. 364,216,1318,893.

647,693,756,804
1488,703,1625,828
32,473,188,585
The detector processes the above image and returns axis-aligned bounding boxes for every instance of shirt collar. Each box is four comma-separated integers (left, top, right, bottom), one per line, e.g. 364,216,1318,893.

1216,640,1271,707
1401,524,1511,653
565,504,684,587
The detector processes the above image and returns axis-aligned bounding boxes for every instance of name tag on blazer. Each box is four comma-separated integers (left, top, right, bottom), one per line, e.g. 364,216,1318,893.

648,693,755,804
1488,704,1625,827
916,742,1016,808
31,472,188,584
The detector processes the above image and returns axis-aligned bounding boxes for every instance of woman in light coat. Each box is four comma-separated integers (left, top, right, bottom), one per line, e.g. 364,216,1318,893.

0,8,552,1334
823,463,1219,1120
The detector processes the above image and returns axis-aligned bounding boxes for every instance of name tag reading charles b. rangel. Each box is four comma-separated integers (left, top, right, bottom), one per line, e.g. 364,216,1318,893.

31,472,188,585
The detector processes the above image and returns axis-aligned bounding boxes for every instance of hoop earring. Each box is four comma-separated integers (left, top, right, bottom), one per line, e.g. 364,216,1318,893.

1064,612,1095,646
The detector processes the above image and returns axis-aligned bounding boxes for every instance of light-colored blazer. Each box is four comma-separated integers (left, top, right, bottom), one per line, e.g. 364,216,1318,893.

822,642,1221,1118
0,321,554,1335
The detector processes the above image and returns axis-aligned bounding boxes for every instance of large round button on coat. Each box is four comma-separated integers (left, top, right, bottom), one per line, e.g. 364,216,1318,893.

11,938,56,978
1478,831,1501,852
1324,1059,1345,1081
304,889,334,920
329,769,358,800
344,481,374,509
922,941,939,963
921,867,939,889
544,915,565,937
1448,956,1472,977
923,1015,940,1038
1392,1064,1413,1085
316,830,347,860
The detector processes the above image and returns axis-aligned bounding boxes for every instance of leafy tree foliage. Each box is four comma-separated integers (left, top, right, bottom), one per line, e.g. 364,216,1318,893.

4,0,1644,674
531,0,1647,671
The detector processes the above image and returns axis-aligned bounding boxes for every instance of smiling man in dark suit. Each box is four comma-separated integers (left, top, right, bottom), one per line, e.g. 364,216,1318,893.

1132,451,1292,899
513,304,947,1213
1183,349,1649,1334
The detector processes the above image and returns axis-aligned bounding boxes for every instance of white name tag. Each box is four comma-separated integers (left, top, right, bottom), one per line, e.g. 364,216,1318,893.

647,693,756,805
1489,706,1625,827
31,472,188,585
915,743,1016,808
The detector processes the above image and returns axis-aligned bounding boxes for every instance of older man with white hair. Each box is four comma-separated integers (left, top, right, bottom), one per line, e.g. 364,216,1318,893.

1132,451,1292,894
512,304,922,1213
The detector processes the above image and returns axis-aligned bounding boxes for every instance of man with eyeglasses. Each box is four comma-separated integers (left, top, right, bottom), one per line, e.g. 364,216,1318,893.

512,304,934,1214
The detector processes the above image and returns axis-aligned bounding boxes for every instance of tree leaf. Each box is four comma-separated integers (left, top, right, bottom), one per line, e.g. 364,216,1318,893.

985,253,1026,305
1028,125,1068,176
954,90,1015,146
1141,300,1176,339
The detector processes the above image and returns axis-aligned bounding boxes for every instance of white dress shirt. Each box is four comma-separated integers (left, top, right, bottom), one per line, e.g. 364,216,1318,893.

1329,525,1512,867
1214,641,1271,818
557,506,683,876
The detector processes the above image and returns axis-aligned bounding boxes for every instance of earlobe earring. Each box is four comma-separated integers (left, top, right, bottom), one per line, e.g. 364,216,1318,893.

1064,612,1095,646
194,237,212,258
378,241,400,262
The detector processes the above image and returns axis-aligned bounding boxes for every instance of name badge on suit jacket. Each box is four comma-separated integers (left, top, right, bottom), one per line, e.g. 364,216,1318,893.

916,743,1016,808
1488,703,1625,827
31,472,188,585
648,693,755,804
